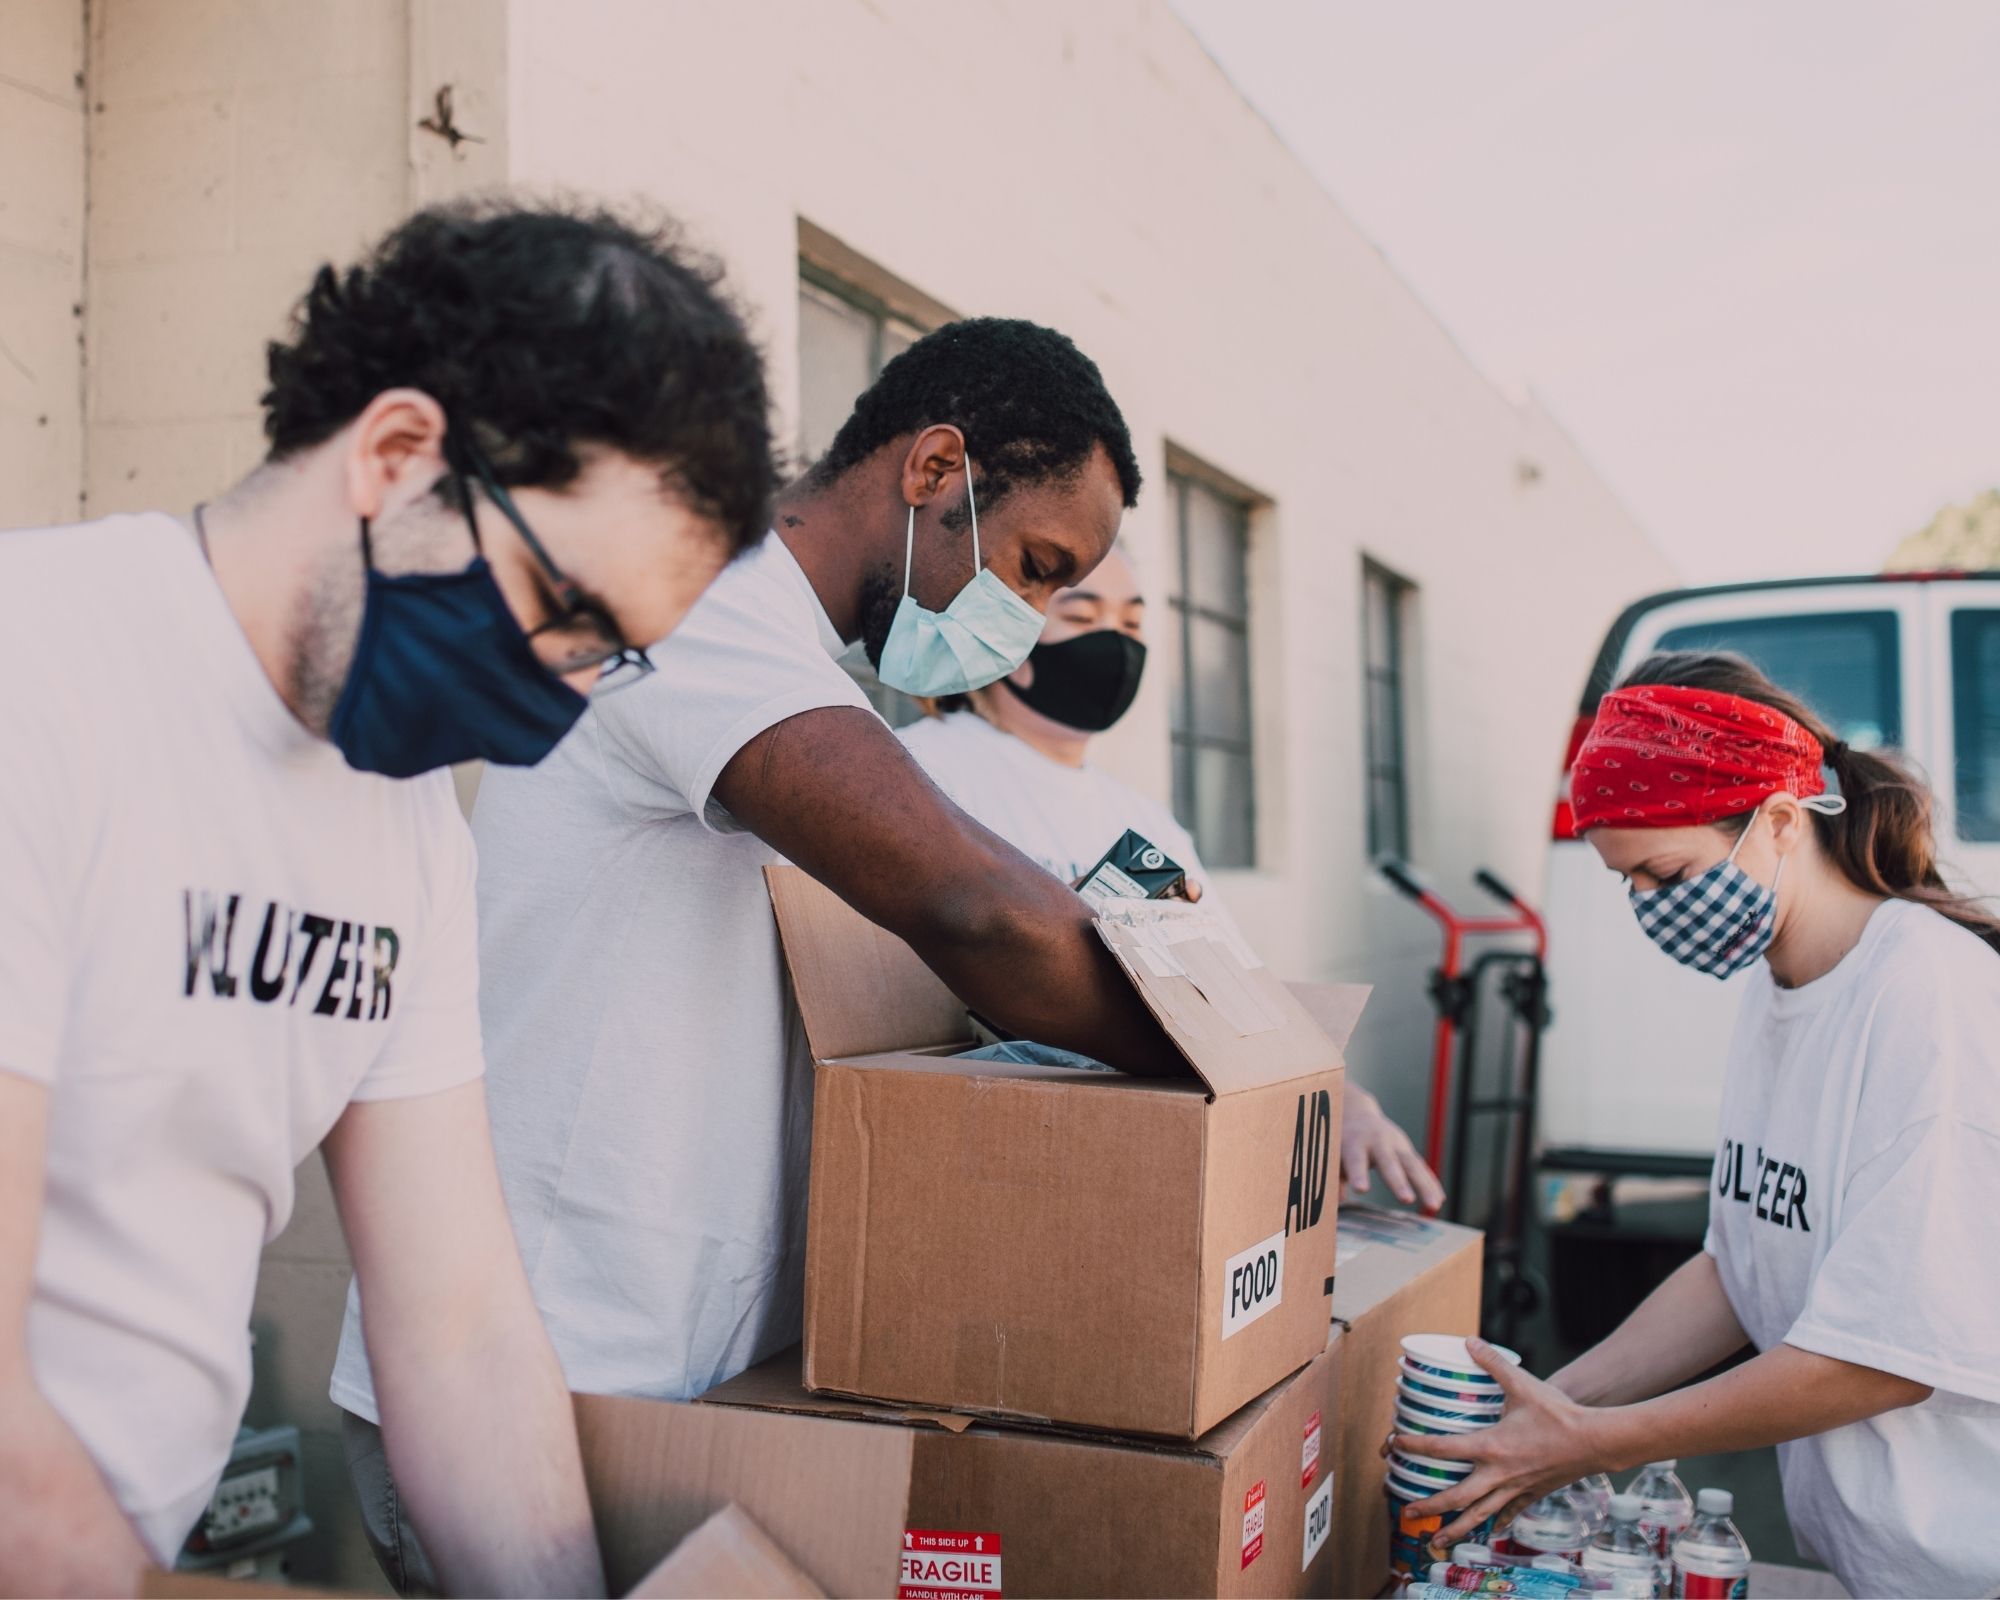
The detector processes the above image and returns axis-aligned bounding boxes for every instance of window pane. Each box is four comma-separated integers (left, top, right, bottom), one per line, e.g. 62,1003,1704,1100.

881,317,920,366
1363,569,1396,674
1190,615,1251,743
1182,480,1247,617
1194,744,1255,869
1368,774,1407,860
1653,611,1902,750
1366,675,1401,771
798,284,875,465
1164,601,1190,737
1952,609,2000,842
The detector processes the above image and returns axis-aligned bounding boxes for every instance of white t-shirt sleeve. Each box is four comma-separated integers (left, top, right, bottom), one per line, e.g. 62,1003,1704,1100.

0,645,79,1085
592,545,871,828
349,794,485,1103
1785,969,2000,1403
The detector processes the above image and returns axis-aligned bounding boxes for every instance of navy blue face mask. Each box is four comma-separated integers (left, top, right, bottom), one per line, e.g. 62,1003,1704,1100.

326,519,590,778
323,450,651,779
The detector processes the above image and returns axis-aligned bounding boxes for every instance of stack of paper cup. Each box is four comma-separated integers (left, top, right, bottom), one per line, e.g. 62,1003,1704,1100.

1384,1334,1520,1582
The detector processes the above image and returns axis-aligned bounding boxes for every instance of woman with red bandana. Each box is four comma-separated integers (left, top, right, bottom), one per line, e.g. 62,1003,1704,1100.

1399,652,2000,1599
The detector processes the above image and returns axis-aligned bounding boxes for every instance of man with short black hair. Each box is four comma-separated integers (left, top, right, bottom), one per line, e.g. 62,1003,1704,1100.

0,198,775,1597
332,318,1177,1570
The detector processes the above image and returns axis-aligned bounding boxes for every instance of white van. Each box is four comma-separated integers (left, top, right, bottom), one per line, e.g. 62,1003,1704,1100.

1534,573,1999,1326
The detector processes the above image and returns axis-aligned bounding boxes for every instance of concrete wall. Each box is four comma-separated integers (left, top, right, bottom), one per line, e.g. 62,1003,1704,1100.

0,0,86,529
502,0,1679,1136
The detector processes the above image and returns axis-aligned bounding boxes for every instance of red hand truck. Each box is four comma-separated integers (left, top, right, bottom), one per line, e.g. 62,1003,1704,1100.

1378,858,1552,1345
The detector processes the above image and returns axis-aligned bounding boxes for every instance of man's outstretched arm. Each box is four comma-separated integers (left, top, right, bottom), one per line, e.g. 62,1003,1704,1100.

716,705,1180,1073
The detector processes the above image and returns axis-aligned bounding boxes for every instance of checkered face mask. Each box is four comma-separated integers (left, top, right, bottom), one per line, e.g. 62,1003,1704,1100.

1629,820,1783,979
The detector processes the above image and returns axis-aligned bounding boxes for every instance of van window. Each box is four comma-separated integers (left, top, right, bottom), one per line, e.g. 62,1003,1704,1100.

1652,610,1901,751
1952,609,2000,842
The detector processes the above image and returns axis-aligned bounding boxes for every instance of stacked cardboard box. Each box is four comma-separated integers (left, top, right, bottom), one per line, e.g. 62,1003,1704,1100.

1324,1208,1484,1600
705,1338,1341,1598
738,866,1364,1596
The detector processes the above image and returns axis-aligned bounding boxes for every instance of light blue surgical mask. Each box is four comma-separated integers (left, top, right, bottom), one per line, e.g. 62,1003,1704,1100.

877,464,1045,696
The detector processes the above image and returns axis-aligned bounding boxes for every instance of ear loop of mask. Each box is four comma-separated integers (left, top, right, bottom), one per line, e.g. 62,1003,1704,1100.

903,459,981,594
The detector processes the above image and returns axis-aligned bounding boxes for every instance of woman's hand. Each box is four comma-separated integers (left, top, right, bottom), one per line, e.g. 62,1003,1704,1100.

1384,1338,1610,1549
1341,1082,1445,1213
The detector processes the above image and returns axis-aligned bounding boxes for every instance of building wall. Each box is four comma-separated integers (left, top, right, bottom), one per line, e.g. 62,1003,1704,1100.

0,0,86,529
502,0,1679,1136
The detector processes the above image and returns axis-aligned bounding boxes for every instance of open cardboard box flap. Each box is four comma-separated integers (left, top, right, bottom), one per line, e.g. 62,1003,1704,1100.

628,1504,825,1598
766,865,1366,1096
573,1390,911,1597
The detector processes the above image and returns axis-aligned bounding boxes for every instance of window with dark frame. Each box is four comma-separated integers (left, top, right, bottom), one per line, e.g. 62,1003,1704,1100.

1167,471,1256,869
796,264,930,726
1361,559,1414,862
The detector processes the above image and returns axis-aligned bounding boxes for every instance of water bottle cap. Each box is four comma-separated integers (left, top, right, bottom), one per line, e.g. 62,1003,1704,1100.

1697,1487,1734,1515
1609,1492,1642,1520
1532,1555,1573,1571
1453,1545,1492,1564
1430,1563,1452,1585
1644,1458,1678,1469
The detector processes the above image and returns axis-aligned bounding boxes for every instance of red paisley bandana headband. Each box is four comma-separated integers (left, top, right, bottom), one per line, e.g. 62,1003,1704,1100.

1570,684,1829,832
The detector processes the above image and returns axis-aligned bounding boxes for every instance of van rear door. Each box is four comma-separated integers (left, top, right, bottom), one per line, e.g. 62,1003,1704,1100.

1927,580,2000,899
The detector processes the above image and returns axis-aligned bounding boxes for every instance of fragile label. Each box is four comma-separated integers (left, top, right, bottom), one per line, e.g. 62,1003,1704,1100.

1241,1480,1266,1569
1301,1408,1322,1488
900,1529,1002,1600
1302,1473,1333,1569
1222,1229,1285,1337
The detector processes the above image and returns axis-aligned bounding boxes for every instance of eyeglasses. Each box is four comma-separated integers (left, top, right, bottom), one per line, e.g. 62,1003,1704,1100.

451,438,657,694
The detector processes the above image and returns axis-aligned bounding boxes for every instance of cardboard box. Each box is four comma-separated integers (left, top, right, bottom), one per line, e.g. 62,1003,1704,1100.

704,1333,1343,1598
629,1504,825,1598
767,865,1357,1440
573,1389,914,1597
1325,1208,1482,1600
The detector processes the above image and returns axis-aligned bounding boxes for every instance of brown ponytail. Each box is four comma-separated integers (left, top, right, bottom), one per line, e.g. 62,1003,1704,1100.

1618,650,2000,952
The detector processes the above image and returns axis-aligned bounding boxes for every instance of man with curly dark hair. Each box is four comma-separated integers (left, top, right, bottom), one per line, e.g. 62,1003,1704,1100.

333,316,1180,1582
0,198,774,1597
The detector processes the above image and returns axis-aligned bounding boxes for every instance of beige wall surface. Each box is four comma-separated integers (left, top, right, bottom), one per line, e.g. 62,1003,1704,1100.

83,0,415,517
0,0,86,529
502,0,1679,1131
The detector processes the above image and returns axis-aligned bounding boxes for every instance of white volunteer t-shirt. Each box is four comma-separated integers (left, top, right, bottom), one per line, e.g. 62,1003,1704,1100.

1704,897,2000,1599
897,710,1201,885
332,532,871,1416
0,514,483,1562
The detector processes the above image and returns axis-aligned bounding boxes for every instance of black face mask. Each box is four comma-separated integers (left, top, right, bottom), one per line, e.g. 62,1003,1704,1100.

999,628,1147,733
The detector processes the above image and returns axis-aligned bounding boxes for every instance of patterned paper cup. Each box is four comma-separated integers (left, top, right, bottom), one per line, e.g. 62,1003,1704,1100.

1389,1449,1473,1484
1398,1369,1507,1406
1400,1334,1523,1382
1394,1406,1491,1436
1395,1380,1505,1417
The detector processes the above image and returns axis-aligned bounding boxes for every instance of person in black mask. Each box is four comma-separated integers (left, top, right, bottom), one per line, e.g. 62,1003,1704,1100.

901,543,1446,1212
0,199,773,1597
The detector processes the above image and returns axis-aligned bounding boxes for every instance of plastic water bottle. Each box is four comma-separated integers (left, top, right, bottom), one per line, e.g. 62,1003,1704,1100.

1569,1472,1615,1535
1497,1490,1589,1562
1670,1488,1751,1598
1627,1461,1694,1561
1583,1493,1660,1594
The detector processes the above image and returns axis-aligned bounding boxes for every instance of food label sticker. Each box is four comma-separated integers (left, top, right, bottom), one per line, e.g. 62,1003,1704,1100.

900,1529,1003,1600
1302,1474,1334,1570
1241,1480,1266,1569
1301,1408,1322,1488
1222,1229,1285,1338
